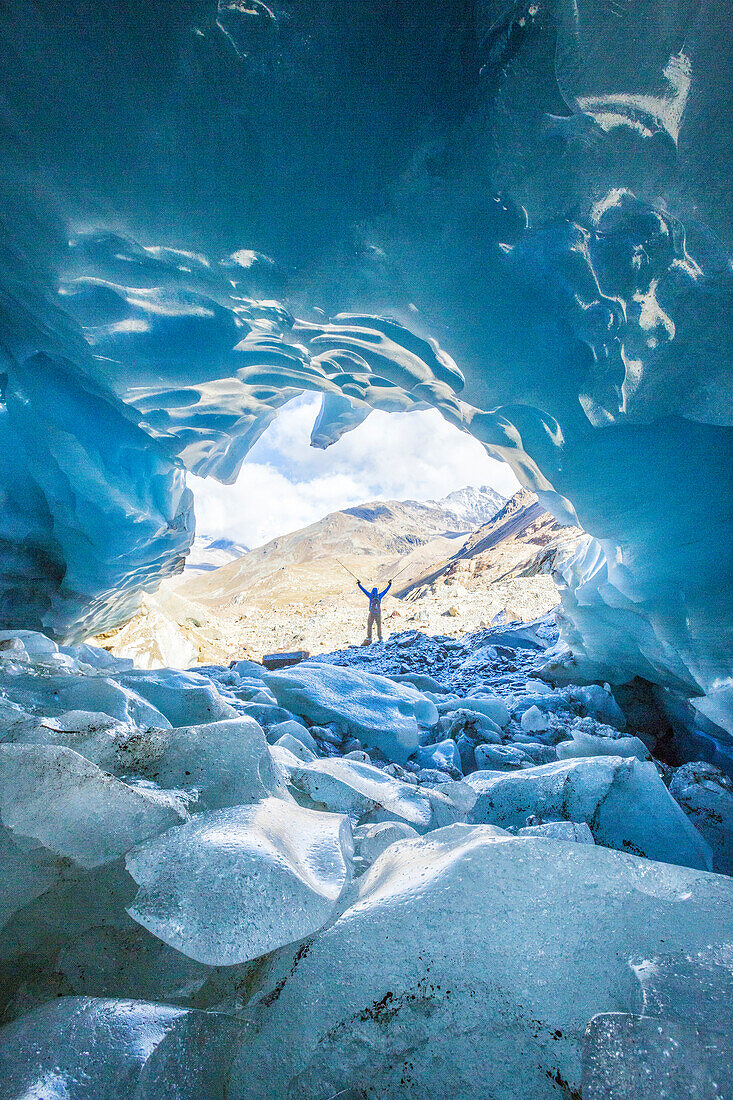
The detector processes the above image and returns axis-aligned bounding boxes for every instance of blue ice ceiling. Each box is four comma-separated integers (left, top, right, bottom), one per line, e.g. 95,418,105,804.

0,0,731,733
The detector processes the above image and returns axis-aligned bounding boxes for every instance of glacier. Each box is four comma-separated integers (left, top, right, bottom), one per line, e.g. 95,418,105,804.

0,0,729,745
0,1,732,1096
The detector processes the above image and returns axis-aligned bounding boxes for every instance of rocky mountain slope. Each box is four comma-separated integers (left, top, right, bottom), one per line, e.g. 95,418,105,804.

394,488,586,599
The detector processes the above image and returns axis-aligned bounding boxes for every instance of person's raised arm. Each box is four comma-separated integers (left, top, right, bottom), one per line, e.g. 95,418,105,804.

357,580,370,597
379,580,392,599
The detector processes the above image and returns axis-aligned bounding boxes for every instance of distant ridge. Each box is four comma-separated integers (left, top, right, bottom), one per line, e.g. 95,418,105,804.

185,534,250,574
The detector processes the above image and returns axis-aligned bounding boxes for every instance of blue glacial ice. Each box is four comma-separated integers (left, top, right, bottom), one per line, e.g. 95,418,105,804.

0,0,728,743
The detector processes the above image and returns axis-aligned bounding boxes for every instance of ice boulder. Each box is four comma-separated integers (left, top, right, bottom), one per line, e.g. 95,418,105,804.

440,708,503,743
274,732,317,762
126,798,354,965
466,757,713,870
582,1012,731,1099
520,705,549,733
267,719,318,752
415,738,462,774
565,685,627,729
0,709,282,814
0,744,185,868
438,694,510,728
669,762,733,876
0,629,58,659
289,757,435,829
557,724,652,762
264,665,437,763
0,996,246,1100
0,668,171,727
353,821,419,865
474,743,536,771
116,669,239,726
111,716,286,810
59,642,135,670
228,827,733,1100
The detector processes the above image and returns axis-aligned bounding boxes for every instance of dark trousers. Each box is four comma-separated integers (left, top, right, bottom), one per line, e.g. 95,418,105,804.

367,610,382,640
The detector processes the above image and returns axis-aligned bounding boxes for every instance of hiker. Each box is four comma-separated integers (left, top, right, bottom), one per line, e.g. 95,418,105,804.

357,579,392,643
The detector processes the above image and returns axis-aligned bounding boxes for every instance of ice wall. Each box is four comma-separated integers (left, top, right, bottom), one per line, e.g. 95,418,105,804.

0,1,730,732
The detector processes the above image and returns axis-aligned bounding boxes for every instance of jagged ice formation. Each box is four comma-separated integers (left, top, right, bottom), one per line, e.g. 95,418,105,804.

0,0,731,747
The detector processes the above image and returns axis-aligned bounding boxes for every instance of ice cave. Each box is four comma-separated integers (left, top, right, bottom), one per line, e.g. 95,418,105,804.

0,1,731,1096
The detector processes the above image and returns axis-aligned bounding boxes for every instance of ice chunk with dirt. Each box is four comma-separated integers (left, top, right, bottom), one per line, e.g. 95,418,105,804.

101,716,286,810
474,743,537,771
466,757,712,870
440,708,503,743
126,797,354,965
264,664,437,763
437,693,510,727
0,666,171,727
228,826,733,1100
0,996,246,1100
669,762,733,875
0,744,185,868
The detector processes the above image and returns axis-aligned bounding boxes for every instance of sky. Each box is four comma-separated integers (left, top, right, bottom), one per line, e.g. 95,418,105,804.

190,395,520,549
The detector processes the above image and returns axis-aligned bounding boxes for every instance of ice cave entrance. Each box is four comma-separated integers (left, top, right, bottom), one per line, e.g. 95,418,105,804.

91,395,578,672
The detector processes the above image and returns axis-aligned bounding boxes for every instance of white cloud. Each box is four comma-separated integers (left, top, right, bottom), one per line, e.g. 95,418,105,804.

190,395,520,548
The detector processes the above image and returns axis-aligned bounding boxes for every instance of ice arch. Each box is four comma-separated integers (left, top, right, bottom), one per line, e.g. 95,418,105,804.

0,0,731,736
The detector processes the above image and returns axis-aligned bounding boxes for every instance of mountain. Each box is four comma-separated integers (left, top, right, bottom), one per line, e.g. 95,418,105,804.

392,488,585,599
430,485,506,528
179,486,507,606
184,535,250,575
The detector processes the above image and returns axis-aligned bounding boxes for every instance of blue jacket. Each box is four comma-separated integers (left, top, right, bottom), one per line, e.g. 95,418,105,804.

358,581,391,612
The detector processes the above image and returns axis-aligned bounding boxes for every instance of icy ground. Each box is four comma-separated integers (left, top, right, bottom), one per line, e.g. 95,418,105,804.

0,616,731,1098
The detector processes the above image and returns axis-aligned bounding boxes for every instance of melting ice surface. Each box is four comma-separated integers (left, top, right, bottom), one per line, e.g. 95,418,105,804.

0,1,732,1096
